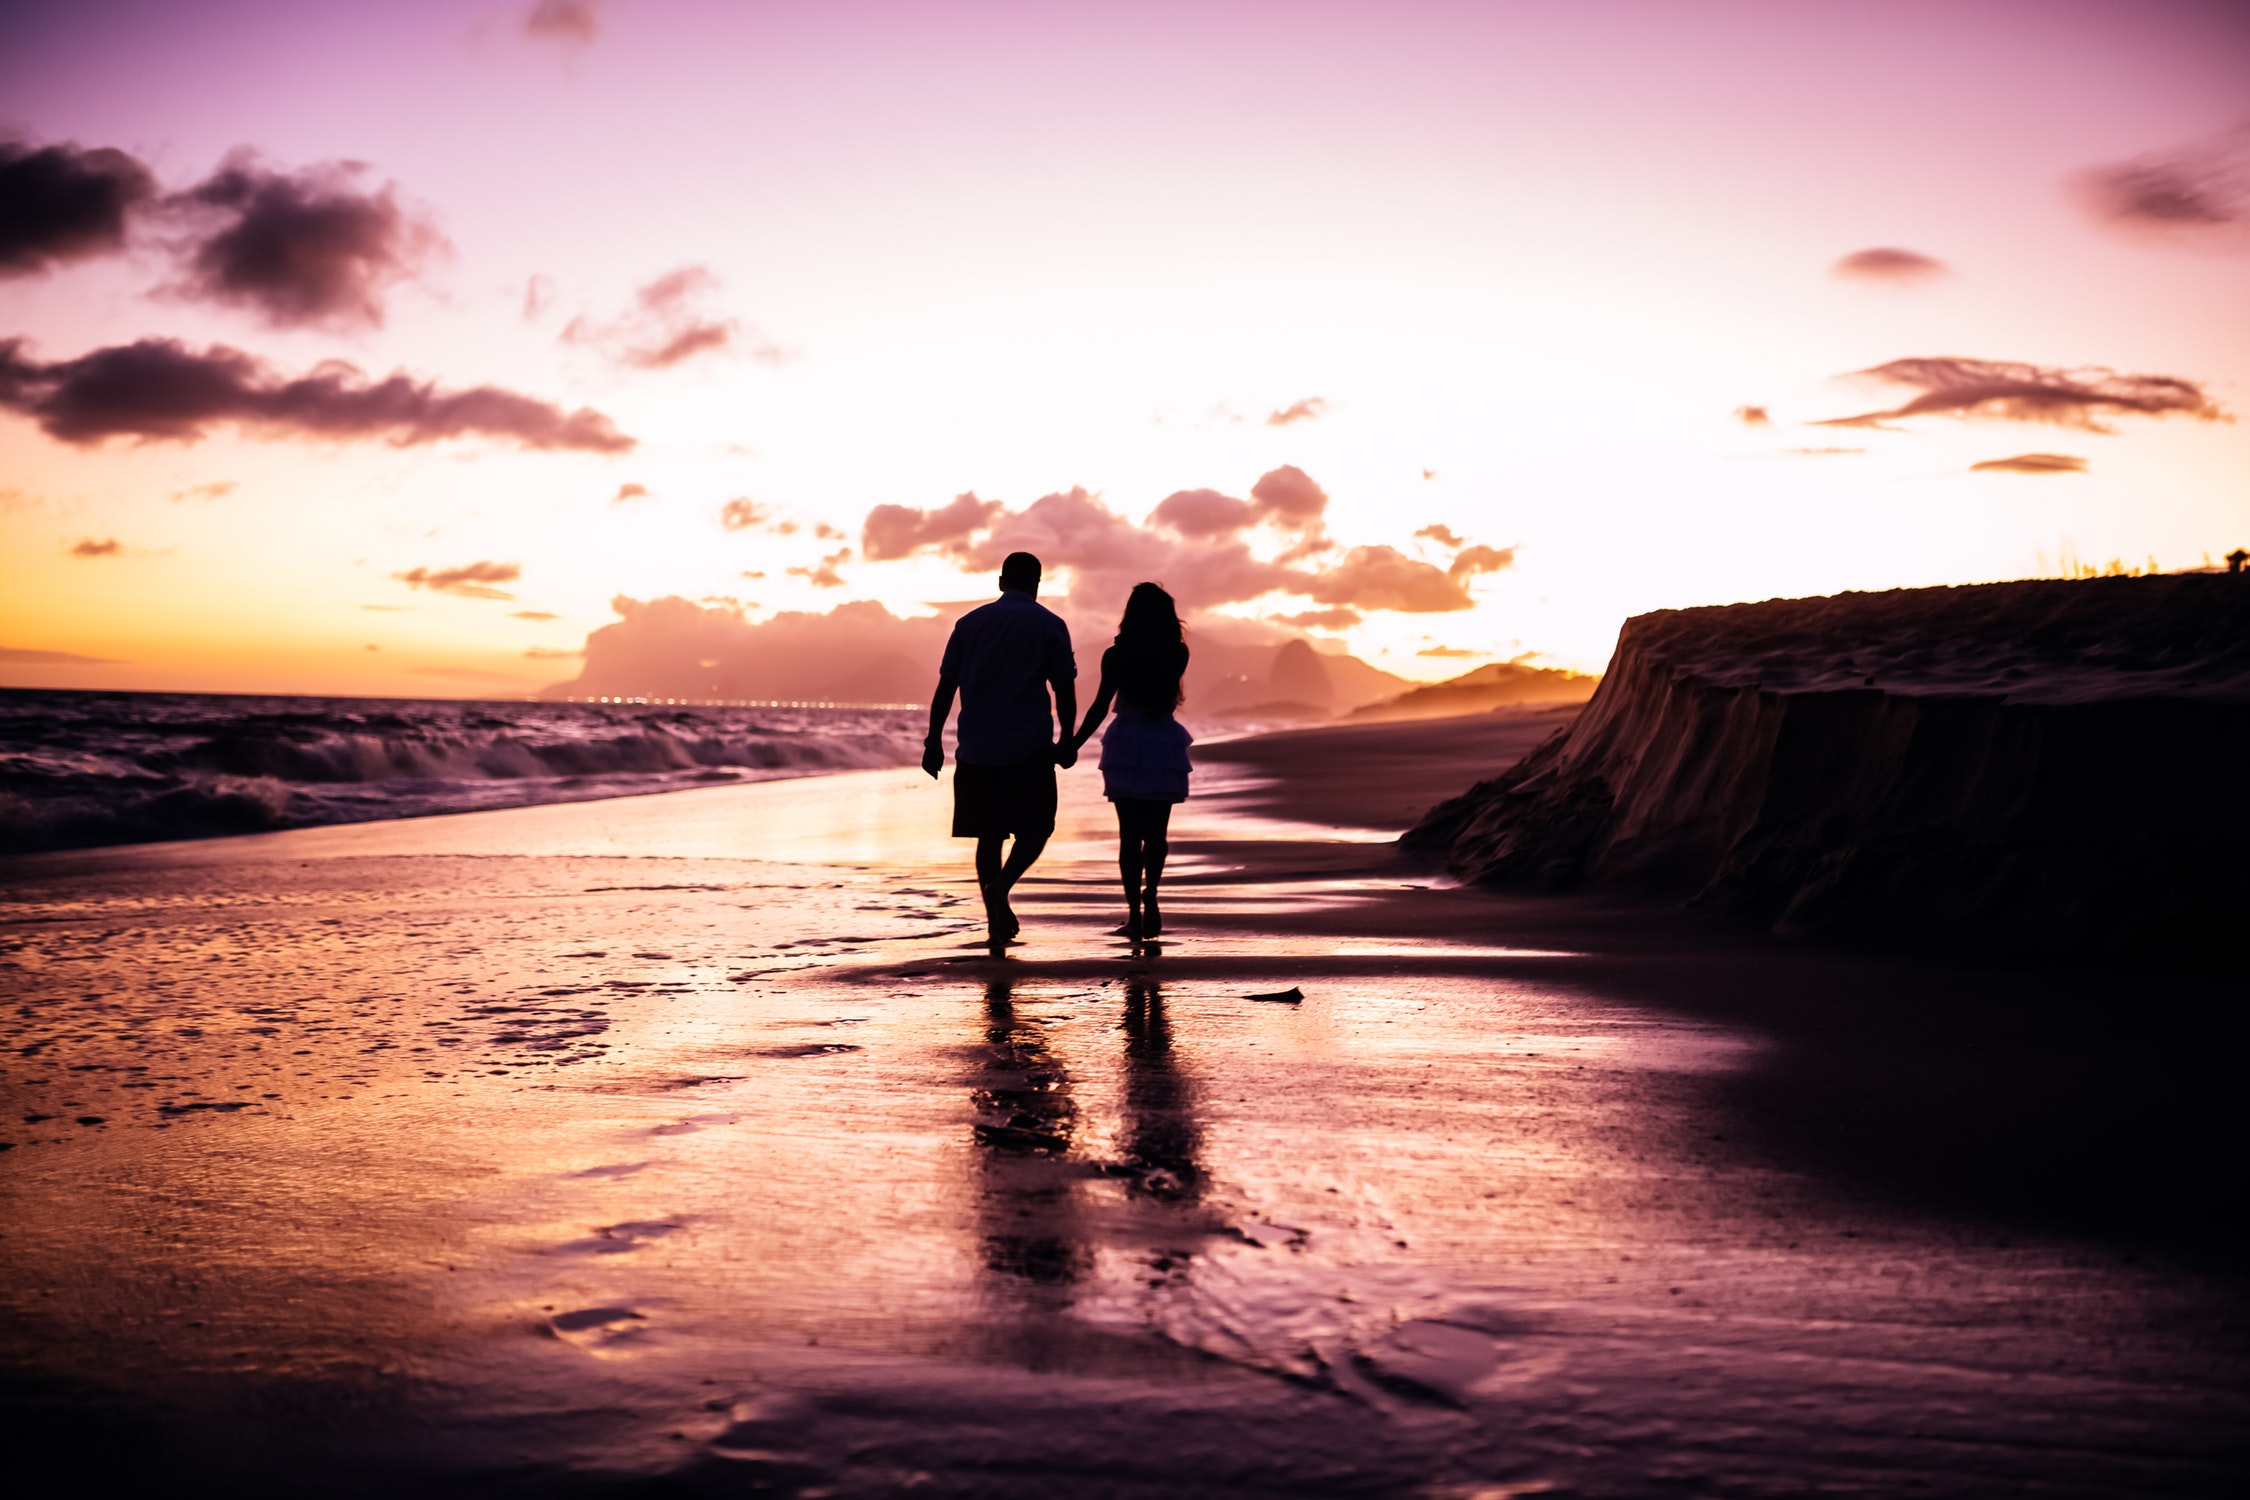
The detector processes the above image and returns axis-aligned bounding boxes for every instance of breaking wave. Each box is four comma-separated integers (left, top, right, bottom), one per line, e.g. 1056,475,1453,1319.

0,690,925,854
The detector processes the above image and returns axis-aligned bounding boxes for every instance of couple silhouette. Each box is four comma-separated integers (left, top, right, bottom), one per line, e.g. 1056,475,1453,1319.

922,551,1192,948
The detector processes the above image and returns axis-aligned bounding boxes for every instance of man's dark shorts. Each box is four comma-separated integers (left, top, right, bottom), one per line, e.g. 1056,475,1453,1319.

952,752,1057,841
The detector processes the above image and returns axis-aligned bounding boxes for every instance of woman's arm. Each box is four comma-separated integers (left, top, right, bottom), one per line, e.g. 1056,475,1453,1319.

1071,664,1116,749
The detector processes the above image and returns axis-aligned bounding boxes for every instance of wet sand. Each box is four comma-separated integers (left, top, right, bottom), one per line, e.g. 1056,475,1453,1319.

2,713,2245,1497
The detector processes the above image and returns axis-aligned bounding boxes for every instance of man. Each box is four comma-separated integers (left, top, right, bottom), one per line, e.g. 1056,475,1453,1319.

923,551,1077,946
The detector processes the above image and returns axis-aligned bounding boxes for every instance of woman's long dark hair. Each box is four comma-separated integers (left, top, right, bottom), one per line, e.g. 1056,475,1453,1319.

1113,582,1186,717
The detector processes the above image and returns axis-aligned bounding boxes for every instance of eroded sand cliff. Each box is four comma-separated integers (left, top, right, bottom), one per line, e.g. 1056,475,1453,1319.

1405,575,2250,966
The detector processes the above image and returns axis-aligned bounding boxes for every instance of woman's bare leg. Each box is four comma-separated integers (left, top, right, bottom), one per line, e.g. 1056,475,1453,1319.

1113,800,1144,938
1134,800,1172,936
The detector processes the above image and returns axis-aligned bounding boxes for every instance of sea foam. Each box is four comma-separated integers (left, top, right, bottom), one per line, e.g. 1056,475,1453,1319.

0,690,924,853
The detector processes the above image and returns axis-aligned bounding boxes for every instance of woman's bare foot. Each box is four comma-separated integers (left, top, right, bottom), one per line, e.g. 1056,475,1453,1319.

1141,889,1161,937
987,897,1020,946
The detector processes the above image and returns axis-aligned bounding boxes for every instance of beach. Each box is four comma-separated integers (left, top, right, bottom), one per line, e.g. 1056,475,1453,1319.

3,707,2245,1497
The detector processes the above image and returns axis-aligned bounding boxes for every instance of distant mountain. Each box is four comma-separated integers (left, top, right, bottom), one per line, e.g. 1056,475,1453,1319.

1186,638,1409,718
1349,659,1600,722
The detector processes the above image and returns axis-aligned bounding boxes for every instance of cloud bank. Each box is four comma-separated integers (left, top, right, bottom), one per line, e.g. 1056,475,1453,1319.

167,154,445,330
0,140,155,275
0,338,634,450
1266,397,1328,426
544,594,1410,714
1817,356,2227,433
859,466,1513,617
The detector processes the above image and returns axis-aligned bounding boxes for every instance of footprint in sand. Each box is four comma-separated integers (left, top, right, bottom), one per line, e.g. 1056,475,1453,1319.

545,1306,650,1350
558,1220,681,1255
650,1112,737,1136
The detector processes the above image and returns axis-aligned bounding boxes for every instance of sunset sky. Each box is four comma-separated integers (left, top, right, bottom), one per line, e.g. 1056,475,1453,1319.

3,0,2246,697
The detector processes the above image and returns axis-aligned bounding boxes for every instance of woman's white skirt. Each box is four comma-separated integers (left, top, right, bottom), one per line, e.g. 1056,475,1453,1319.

1099,711,1193,804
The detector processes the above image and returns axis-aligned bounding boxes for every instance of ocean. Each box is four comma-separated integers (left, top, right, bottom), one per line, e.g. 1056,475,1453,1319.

0,688,926,855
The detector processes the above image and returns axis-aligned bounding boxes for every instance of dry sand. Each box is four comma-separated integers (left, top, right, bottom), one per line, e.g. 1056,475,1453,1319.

2,712,2244,1497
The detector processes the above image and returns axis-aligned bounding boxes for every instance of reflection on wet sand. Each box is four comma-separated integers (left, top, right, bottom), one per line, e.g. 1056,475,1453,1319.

971,978,1088,1293
1114,977,1202,1206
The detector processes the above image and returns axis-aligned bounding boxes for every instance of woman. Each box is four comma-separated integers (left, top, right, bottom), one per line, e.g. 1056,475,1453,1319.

1069,583,1193,942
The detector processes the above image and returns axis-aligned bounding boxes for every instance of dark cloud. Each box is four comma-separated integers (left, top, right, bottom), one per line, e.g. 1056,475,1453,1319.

562,265,772,370
69,537,122,557
166,153,445,330
1266,397,1328,426
1414,523,1464,549
1733,405,1772,427
2074,125,2250,248
525,0,601,45
1816,357,2228,433
788,548,852,589
863,473,1511,618
0,140,155,275
612,482,649,503
0,337,634,451
394,561,521,600
1150,487,1257,538
862,491,1005,560
814,522,843,541
719,497,770,531
511,609,561,621
1832,247,1948,283
1970,452,2087,475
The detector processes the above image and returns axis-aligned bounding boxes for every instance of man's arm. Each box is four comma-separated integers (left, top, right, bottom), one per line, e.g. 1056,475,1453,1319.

924,671,956,779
